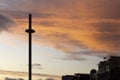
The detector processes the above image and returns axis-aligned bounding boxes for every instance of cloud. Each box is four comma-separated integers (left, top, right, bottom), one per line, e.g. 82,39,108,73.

32,63,41,67
45,78,55,80
5,77,24,80
0,14,14,31
83,22,120,54
40,21,56,27
61,55,86,61
0,0,120,60
31,0,120,56
0,0,32,11
0,69,61,78
32,63,42,69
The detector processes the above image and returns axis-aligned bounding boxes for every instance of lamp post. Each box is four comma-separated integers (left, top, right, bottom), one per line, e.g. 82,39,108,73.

25,14,35,80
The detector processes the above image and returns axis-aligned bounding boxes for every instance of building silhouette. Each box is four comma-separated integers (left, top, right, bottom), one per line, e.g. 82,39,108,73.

62,73,90,80
62,75,75,80
90,69,97,80
62,56,120,80
97,56,120,80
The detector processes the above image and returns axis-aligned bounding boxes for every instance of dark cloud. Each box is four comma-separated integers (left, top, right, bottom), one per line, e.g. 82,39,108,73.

91,22,120,33
61,55,86,61
1,10,58,20
32,0,73,10
5,77,24,80
32,63,41,67
32,63,42,69
37,79,43,80
88,22,120,54
40,21,56,27
34,13,57,18
94,0,120,19
2,10,29,19
0,0,32,11
0,14,14,31
1,0,120,19
45,78,55,80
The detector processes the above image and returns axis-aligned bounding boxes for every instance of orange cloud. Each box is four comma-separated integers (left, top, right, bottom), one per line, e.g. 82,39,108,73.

0,0,120,59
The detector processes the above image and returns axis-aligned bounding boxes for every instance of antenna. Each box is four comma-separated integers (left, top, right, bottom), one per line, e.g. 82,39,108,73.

25,14,35,80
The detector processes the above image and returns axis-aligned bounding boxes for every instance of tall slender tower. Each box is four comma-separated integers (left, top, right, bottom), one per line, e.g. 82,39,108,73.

25,14,35,80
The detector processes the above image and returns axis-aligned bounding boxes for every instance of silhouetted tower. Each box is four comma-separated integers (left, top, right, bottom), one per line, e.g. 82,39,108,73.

25,14,35,80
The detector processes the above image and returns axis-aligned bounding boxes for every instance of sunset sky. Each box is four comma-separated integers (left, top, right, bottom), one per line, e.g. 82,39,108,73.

0,0,120,80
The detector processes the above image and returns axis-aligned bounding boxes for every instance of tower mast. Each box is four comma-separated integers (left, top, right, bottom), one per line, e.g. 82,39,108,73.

25,14,35,80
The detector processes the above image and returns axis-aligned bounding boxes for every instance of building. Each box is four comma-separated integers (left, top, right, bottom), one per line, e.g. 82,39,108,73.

90,69,97,80
62,56,120,80
62,73,90,80
97,56,120,80
62,75,75,80
75,73,90,80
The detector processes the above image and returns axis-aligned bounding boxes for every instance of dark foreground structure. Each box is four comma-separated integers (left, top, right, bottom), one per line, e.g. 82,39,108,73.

62,74,90,80
25,14,35,80
62,56,120,80
97,56,120,80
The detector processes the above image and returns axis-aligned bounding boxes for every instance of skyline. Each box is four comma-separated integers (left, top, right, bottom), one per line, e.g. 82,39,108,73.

0,0,120,80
